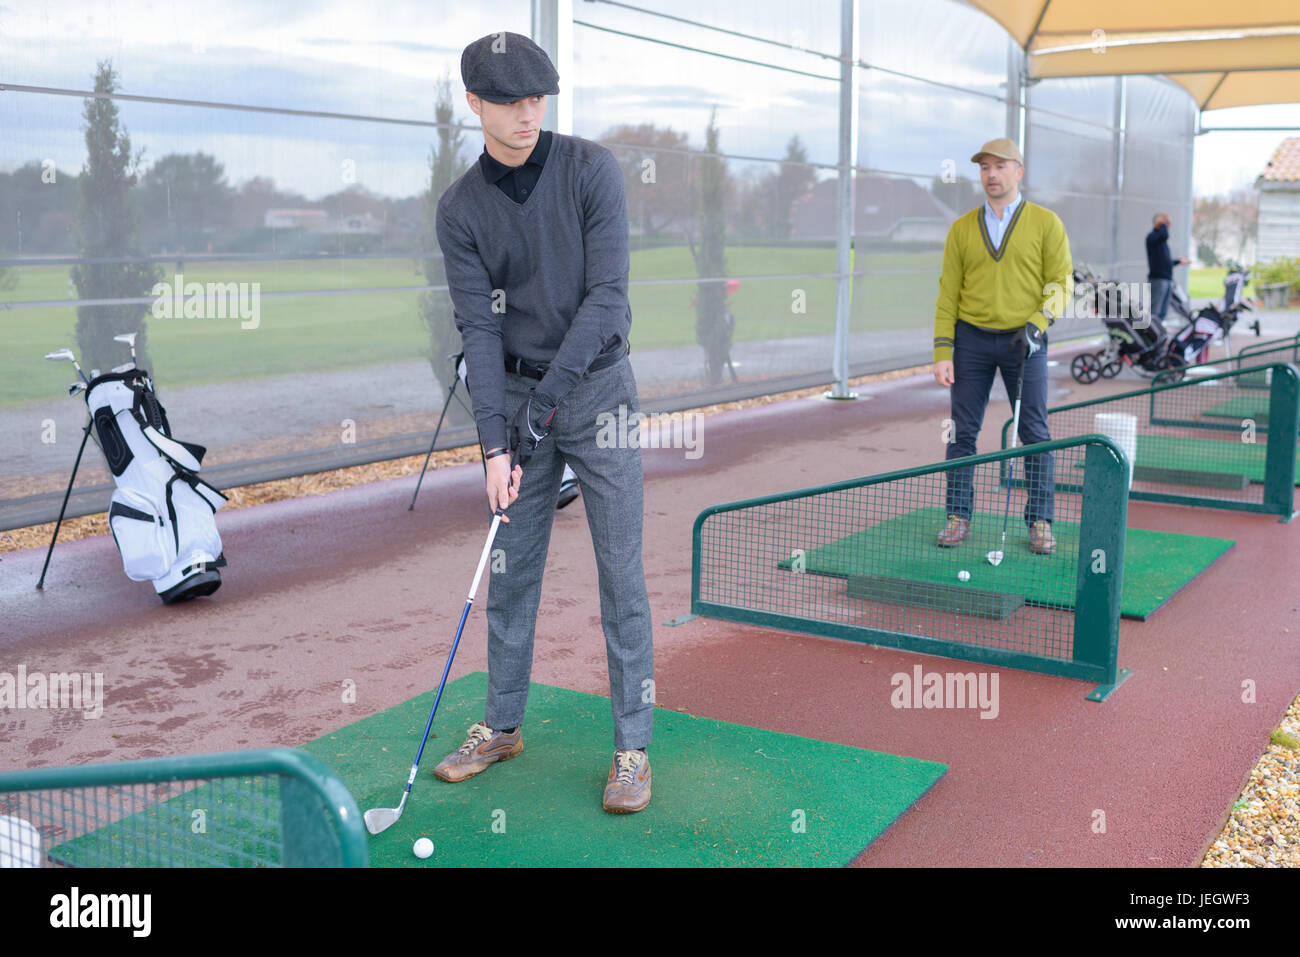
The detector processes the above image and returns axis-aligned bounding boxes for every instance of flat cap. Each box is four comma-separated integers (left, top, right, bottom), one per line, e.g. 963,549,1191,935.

970,137,1024,165
461,31,560,104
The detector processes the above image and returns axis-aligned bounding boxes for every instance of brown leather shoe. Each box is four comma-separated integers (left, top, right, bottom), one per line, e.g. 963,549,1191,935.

1028,520,1056,555
936,515,970,548
432,722,523,783
602,749,651,814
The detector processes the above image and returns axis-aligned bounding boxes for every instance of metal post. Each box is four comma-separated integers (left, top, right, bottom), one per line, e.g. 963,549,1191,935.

1005,42,1022,143
532,0,574,136
826,0,859,400
1109,76,1127,279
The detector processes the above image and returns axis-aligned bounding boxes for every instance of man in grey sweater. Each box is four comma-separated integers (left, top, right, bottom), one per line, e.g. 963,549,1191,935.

431,32,654,813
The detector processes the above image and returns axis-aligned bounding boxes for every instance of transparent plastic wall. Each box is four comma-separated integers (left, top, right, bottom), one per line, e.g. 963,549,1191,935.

0,0,529,526
0,0,1198,526
1118,76,1197,284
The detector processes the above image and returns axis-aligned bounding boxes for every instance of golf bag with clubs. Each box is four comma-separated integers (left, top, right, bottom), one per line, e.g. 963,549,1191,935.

1166,263,1255,366
40,338,229,603
1069,264,1182,383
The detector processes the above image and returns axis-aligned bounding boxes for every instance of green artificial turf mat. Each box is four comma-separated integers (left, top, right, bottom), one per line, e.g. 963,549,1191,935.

1133,434,1297,485
1200,395,1271,424
778,506,1233,620
302,672,946,868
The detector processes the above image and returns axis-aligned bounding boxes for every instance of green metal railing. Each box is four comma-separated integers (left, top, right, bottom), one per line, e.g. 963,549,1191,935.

1004,363,1299,517
1231,334,1300,389
1150,335,1300,392
0,748,368,868
691,436,1129,693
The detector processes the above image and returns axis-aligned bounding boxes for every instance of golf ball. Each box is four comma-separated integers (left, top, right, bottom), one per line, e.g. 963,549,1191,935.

413,837,434,859
958,570,971,582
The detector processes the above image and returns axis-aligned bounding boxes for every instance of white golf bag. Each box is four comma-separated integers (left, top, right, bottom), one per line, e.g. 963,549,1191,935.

86,369,228,603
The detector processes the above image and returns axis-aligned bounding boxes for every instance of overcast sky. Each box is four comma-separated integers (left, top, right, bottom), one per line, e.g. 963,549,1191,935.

0,0,1294,201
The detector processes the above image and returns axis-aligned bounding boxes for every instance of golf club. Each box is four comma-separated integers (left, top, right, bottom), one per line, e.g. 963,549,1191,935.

68,381,87,397
988,351,1027,568
364,504,508,835
45,348,88,383
113,332,137,367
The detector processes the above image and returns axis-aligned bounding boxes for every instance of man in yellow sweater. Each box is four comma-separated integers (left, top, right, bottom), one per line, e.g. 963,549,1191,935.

932,137,1072,554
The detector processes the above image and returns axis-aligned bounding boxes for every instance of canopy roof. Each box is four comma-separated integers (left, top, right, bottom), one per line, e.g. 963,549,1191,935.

963,1,1300,109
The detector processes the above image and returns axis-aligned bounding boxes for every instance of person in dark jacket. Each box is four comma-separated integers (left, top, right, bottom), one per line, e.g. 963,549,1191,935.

1146,213,1190,322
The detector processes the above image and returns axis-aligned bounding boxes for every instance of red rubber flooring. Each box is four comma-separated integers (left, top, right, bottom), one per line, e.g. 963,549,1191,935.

2,351,1297,867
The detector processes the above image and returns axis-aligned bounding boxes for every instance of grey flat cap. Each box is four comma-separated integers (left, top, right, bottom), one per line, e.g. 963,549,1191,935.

461,31,560,104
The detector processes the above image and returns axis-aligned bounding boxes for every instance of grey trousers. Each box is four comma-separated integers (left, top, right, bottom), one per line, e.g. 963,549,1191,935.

483,356,655,751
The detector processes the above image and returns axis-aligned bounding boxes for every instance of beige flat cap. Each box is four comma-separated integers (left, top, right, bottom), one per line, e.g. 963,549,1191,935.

971,137,1024,165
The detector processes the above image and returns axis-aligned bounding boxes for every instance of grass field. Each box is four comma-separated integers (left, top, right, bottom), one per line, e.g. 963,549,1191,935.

1187,267,1257,301
1,248,941,407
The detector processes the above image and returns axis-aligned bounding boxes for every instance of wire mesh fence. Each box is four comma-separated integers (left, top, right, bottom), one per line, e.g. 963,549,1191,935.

692,436,1127,684
1015,363,1300,516
0,748,366,868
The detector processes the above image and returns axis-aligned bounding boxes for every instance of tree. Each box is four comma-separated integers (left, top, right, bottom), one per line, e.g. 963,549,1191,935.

1193,195,1229,265
136,152,232,252
418,72,472,426
599,123,694,238
70,61,162,375
686,108,731,386
771,134,816,241
1224,187,1259,262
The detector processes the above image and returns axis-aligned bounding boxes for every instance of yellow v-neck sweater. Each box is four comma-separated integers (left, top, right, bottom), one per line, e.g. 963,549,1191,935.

932,200,1073,362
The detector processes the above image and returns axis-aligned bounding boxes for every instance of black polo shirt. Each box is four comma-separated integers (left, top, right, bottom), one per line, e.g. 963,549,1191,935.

478,130,552,203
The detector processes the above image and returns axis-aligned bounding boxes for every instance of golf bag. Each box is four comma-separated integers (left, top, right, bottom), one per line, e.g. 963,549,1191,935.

86,369,228,603
1167,265,1253,366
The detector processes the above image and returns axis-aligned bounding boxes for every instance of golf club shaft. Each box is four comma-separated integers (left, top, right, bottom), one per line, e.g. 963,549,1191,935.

399,509,504,797
999,356,1027,544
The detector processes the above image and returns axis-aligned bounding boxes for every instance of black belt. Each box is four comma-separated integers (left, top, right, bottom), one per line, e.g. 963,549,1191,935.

504,344,628,381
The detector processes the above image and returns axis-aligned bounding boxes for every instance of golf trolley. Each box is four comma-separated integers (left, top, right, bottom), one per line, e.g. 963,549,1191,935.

1069,263,1256,385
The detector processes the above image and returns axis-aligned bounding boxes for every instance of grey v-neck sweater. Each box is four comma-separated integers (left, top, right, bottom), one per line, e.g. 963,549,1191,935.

435,133,632,452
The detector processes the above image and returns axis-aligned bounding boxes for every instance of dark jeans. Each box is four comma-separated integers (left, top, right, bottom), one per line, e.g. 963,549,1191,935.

945,320,1054,524
1150,277,1172,321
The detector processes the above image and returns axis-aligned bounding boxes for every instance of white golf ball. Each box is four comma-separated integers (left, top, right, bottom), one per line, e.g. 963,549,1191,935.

958,570,971,582
413,837,434,859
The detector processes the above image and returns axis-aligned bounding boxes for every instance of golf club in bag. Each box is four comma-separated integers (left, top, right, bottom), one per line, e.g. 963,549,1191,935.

410,353,580,512
37,337,229,603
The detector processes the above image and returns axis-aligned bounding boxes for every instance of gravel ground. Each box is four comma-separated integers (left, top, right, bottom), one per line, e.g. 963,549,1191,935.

1201,695,1300,867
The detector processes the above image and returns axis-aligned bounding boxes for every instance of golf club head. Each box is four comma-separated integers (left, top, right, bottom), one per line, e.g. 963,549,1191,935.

986,550,1004,567
113,333,137,346
44,349,74,362
89,369,100,379
363,807,401,835
68,382,87,397
112,363,134,373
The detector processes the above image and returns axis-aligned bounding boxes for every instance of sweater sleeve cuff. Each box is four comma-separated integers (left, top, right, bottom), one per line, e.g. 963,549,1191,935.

480,421,508,454
933,338,954,362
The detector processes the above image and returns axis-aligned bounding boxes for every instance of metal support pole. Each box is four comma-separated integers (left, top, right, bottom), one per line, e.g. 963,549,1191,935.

827,0,859,400
1109,76,1127,279
532,0,574,135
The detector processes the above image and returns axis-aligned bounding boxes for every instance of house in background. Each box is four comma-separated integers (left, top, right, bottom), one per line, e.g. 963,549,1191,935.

1256,137,1300,263
790,174,958,245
